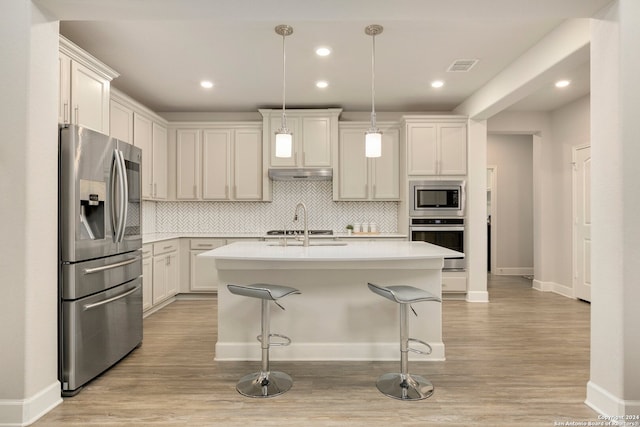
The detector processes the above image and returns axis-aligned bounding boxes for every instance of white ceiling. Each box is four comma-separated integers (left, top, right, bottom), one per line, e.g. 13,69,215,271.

39,0,609,115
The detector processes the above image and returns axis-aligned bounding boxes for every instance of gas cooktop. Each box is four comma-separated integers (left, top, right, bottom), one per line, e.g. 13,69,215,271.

266,229,333,236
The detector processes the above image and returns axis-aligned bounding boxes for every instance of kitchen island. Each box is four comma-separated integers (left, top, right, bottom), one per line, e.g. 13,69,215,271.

200,240,462,362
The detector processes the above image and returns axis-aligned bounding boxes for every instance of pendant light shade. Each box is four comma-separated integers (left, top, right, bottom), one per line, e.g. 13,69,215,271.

275,25,293,158
365,24,383,158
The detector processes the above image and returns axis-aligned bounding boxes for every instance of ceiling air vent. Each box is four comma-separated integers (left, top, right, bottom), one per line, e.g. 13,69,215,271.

447,59,479,72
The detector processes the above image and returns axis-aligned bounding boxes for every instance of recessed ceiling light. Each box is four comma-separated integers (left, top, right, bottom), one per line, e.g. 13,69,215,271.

316,81,329,89
431,80,444,88
555,80,570,88
316,47,331,57
200,80,214,89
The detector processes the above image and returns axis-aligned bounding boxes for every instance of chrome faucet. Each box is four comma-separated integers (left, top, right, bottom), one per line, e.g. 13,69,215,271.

293,202,309,247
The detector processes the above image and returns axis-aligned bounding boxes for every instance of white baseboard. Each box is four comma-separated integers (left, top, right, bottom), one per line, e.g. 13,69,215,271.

493,267,534,276
0,381,62,427
586,380,640,418
465,291,489,303
532,280,575,299
215,342,446,362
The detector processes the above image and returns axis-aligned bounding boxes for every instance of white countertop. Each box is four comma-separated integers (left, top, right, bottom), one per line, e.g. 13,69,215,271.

142,232,407,244
200,240,461,262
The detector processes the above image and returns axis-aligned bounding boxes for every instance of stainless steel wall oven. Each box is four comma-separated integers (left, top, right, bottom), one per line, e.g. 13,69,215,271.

410,219,465,270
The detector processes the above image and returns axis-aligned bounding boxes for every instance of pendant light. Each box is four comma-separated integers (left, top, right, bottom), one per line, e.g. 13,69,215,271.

365,24,383,158
275,25,293,158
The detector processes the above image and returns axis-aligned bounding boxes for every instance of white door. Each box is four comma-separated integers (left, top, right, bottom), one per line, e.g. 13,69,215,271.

573,145,591,302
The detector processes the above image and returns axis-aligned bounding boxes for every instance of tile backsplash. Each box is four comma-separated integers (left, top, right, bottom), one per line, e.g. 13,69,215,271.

144,181,398,234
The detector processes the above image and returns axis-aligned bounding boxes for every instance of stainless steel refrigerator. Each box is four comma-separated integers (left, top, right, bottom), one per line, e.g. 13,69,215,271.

58,124,143,396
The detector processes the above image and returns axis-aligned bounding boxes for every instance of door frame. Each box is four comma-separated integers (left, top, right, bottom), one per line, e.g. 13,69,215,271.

487,165,498,274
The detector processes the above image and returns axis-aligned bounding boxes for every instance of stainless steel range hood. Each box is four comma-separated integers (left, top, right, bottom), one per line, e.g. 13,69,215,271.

268,168,333,181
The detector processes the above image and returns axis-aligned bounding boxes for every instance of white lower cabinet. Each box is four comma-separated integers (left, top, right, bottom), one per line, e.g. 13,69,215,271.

442,271,467,293
142,239,180,313
189,239,227,292
142,244,153,311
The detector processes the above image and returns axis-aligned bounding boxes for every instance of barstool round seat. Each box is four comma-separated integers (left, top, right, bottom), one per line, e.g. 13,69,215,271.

368,282,441,401
227,283,300,398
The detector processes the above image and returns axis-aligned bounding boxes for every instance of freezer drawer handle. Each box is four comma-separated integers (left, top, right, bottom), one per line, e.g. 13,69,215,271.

83,257,139,275
83,285,139,311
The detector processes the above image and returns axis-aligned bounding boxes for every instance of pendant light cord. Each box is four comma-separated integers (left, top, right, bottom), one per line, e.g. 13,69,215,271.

371,31,377,130
281,31,287,129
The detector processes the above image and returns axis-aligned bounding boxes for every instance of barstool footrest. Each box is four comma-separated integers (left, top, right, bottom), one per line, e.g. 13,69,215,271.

376,372,434,401
407,338,432,355
256,333,292,347
236,370,293,398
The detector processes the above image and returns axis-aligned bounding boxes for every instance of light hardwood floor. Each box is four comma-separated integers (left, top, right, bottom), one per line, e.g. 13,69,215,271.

36,275,596,426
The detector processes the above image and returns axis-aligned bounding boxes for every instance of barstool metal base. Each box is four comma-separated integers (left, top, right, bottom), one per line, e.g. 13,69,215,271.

375,372,434,400
236,370,293,398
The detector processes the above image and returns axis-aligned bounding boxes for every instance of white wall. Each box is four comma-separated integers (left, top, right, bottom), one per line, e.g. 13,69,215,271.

487,134,534,275
487,95,590,294
0,0,62,425
549,95,590,288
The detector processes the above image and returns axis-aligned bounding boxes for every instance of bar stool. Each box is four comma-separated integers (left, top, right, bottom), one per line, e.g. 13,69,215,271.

226,283,300,398
367,282,442,400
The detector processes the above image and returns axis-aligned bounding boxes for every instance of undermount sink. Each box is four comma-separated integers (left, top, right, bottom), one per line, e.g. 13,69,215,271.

267,241,347,247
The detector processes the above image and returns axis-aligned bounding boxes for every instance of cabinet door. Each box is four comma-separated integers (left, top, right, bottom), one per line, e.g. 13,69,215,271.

58,53,71,125
438,123,467,175
302,117,331,167
152,122,168,199
134,113,153,199
234,129,263,200
166,252,179,297
189,239,226,292
152,255,168,304
110,99,133,143
269,115,299,167
70,60,110,134
142,255,153,311
372,128,400,200
176,129,201,199
202,130,231,200
407,123,438,175
338,129,368,199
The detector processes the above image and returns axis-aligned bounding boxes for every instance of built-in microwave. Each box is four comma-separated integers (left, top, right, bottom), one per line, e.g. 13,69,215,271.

409,180,465,217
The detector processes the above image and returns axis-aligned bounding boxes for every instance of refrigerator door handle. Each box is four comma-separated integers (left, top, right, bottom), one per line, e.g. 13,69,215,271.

82,285,139,311
82,256,140,275
117,150,129,243
111,149,127,243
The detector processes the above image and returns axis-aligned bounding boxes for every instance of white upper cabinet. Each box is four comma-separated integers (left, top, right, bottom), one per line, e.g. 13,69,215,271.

176,124,263,201
111,89,168,200
259,109,342,168
59,36,118,134
110,98,134,143
404,117,467,176
335,123,400,201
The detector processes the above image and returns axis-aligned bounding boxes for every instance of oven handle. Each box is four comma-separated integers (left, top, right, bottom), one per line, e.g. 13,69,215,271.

411,226,464,232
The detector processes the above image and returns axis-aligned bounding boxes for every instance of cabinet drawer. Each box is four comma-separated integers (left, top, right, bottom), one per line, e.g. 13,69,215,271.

153,240,179,256
442,273,467,292
189,238,226,250
142,244,153,258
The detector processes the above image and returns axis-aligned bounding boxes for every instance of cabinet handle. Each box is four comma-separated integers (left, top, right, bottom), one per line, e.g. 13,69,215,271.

63,101,69,124
74,106,79,124
154,183,157,197
163,245,173,250
193,185,197,197
373,184,377,197
166,257,170,266
302,151,306,166
196,244,214,248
